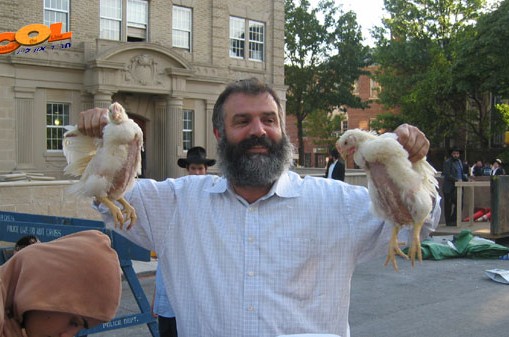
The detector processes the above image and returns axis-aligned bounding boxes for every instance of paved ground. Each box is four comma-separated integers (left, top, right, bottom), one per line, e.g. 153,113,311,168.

99,241,509,337
349,256,509,337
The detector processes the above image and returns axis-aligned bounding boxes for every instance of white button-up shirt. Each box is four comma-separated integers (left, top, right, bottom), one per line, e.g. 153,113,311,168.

98,170,440,337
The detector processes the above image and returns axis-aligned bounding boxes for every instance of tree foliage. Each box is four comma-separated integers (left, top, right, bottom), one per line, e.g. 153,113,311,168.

285,0,369,165
304,111,344,149
371,0,491,147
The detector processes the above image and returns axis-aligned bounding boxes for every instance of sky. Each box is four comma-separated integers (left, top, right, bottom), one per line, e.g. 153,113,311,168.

307,0,501,47
308,0,386,46
335,0,385,46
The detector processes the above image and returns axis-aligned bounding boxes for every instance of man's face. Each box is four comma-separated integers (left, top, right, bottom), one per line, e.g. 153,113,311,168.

187,163,207,175
218,92,282,146
451,151,460,159
23,310,102,337
215,92,293,187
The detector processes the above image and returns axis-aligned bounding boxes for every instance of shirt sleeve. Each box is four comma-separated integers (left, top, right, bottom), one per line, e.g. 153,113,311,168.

94,178,176,252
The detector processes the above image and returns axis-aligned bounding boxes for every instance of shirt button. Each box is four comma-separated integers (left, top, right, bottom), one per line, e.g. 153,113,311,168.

248,236,254,243
247,305,255,312
247,271,255,277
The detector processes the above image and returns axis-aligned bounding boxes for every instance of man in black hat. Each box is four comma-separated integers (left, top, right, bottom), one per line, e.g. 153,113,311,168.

442,147,468,226
177,146,216,175
491,158,505,176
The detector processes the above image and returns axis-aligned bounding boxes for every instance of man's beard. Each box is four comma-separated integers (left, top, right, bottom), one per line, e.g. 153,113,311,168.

217,133,294,187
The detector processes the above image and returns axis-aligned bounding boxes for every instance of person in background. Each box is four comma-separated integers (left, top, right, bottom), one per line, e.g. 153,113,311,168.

0,230,121,337
462,160,470,177
471,160,484,177
491,158,505,175
14,235,40,252
79,78,440,337
324,148,345,181
177,146,216,175
152,146,216,337
442,147,468,226
482,161,492,176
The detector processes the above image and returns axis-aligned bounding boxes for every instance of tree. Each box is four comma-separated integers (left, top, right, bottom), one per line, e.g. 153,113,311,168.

371,0,487,147
285,0,368,166
304,110,344,149
452,0,509,146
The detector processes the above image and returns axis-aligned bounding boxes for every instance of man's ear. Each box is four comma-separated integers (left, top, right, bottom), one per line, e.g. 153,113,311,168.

213,128,221,140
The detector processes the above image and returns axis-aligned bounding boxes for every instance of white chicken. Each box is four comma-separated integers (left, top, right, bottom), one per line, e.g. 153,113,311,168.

63,102,143,229
337,129,438,271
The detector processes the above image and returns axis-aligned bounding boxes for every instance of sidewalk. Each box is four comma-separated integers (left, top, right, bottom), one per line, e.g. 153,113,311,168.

131,258,157,277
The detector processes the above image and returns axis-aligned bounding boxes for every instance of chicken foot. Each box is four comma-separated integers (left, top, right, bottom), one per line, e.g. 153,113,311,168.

407,221,424,267
97,196,136,230
384,226,409,272
117,197,137,230
97,196,125,229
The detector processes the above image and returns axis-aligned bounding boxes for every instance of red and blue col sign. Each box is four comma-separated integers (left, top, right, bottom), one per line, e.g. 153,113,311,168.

0,22,72,54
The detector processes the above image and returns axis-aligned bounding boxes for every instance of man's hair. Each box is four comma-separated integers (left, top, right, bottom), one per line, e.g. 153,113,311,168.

14,235,39,251
212,77,285,138
330,148,340,159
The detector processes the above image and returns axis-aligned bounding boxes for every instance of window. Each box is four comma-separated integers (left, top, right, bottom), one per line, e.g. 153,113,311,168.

352,80,359,96
127,0,148,41
172,6,192,50
183,109,194,151
229,17,265,61
340,119,348,133
46,103,69,151
370,79,380,99
304,153,311,167
100,0,122,40
44,0,70,31
229,17,245,58
100,0,148,41
248,21,264,61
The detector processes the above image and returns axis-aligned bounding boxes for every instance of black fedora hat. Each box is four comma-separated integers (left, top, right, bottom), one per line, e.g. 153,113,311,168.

449,147,461,155
177,146,216,168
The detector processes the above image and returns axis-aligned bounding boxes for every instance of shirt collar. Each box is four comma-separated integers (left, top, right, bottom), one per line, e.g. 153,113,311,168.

204,170,301,200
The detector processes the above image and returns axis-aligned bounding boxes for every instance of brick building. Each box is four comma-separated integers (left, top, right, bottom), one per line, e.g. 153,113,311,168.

286,66,393,169
0,0,285,180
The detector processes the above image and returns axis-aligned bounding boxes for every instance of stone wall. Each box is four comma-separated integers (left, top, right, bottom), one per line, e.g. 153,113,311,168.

0,180,101,220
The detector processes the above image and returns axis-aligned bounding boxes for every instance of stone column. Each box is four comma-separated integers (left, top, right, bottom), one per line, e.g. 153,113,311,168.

206,99,217,155
93,91,114,108
166,96,183,178
80,91,95,112
14,87,36,171
152,97,169,180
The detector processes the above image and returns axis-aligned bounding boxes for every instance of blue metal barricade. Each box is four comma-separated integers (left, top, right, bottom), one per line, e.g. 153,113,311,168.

0,210,158,337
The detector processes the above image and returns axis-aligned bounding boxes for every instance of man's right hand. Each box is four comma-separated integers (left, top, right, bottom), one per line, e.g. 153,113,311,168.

78,107,109,138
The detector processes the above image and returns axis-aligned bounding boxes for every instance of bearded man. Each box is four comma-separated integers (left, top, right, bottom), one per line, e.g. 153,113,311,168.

80,78,441,337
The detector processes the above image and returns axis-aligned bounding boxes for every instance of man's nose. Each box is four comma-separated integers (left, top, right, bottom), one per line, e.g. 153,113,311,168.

249,119,267,137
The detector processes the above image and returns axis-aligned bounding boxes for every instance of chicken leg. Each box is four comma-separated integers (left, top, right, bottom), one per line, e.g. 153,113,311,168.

117,197,137,230
97,196,137,230
384,226,409,271
407,221,424,266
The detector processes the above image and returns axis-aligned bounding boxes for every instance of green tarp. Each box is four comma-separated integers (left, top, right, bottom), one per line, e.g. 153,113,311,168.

404,230,509,260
